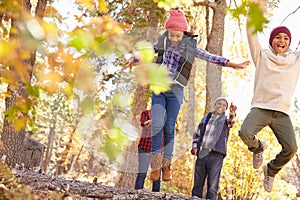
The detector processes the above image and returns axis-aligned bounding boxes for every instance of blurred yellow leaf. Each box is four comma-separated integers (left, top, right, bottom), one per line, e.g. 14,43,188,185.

98,0,108,13
42,22,58,43
44,5,60,18
77,0,94,10
69,29,94,50
147,64,171,94
134,63,171,94
154,0,190,9
62,83,73,97
13,117,28,131
135,41,155,63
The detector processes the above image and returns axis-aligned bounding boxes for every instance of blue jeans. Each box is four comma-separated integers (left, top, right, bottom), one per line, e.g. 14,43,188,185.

192,152,224,200
134,148,161,192
151,84,184,159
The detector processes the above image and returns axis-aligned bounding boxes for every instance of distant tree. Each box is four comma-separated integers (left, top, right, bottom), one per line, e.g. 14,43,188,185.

193,0,227,113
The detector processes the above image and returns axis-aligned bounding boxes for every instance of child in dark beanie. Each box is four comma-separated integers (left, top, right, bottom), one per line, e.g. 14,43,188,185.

239,0,300,193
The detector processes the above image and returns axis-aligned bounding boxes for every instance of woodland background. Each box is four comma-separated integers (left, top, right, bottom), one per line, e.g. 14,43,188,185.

0,0,299,199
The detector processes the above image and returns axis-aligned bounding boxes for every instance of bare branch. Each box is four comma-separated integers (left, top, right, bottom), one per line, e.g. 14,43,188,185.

193,0,216,9
281,6,300,25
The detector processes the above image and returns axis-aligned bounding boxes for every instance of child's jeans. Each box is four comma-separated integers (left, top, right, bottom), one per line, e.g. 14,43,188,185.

151,84,184,159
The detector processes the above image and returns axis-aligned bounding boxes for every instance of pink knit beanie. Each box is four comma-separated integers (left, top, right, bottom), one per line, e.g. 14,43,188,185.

269,26,291,46
164,9,188,32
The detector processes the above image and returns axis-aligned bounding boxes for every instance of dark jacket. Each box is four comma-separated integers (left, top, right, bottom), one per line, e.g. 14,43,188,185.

156,31,197,86
193,112,230,156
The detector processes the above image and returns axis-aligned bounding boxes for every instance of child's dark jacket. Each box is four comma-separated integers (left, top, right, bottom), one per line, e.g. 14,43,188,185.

192,112,230,156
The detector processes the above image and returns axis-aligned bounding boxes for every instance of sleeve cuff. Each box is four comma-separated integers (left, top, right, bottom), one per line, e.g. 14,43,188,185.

133,56,139,63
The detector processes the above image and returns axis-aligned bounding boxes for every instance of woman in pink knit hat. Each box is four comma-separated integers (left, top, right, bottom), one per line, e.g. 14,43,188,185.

128,8,250,183
239,0,300,193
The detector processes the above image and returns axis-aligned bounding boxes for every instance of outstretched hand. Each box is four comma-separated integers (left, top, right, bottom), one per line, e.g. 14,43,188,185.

226,60,251,70
229,102,237,113
125,57,135,70
228,102,237,128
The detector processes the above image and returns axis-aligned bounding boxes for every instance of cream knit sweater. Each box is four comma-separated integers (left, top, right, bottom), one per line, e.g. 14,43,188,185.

247,28,300,115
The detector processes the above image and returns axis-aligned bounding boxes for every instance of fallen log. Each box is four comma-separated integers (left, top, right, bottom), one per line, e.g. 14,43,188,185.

15,168,203,200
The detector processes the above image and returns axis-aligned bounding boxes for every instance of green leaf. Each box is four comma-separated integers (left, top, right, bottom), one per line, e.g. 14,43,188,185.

101,128,127,160
4,105,18,122
229,1,269,34
80,96,95,114
68,29,94,51
147,63,171,94
229,0,248,18
26,83,40,98
247,2,269,33
112,94,130,108
135,41,155,63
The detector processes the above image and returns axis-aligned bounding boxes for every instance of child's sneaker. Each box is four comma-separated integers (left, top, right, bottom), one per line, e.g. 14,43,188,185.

263,165,274,192
253,140,265,169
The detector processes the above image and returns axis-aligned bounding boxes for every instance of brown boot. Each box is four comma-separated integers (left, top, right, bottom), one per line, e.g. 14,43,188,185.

150,154,162,181
162,157,171,181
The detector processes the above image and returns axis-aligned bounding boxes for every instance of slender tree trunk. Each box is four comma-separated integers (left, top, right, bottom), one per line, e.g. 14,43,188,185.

56,123,78,175
204,0,226,113
43,120,56,172
186,67,196,135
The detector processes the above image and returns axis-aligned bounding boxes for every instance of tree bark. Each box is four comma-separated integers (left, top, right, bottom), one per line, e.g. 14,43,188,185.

23,137,45,169
16,168,204,199
43,120,56,172
202,0,226,113
2,0,47,168
187,67,196,135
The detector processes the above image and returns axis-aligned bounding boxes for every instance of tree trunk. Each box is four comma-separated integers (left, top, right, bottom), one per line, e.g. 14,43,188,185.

193,1,227,198
56,125,77,175
2,88,27,167
204,0,226,113
2,0,47,168
187,67,196,135
43,120,56,172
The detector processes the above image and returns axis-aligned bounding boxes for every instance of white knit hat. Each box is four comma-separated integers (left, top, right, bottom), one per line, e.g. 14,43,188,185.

214,97,228,109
